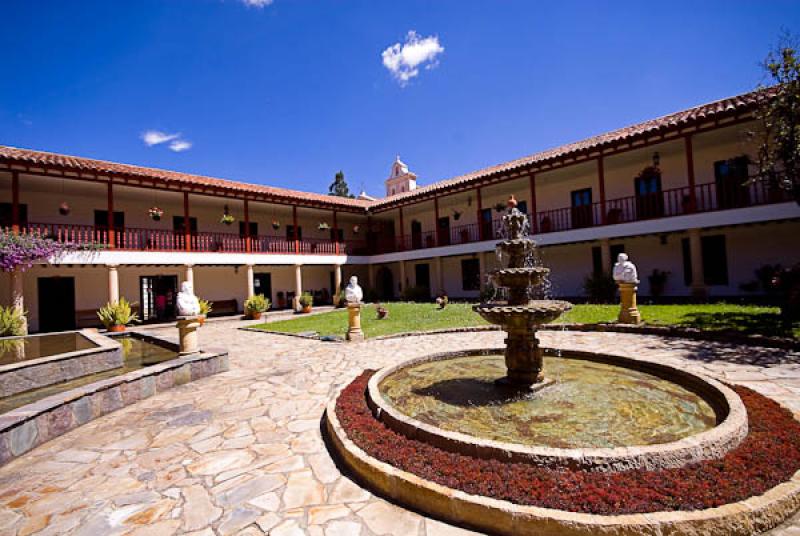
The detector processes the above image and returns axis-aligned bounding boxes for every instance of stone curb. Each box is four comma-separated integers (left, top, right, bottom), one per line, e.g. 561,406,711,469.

325,391,800,535
374,323,800,350
0,347,229,467
367,348,747,472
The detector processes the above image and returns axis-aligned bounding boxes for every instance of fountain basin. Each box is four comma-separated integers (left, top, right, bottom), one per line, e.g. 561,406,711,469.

366,349,747,471
473,300,572,326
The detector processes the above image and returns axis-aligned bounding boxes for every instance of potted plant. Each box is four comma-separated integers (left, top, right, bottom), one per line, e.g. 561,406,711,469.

0,305,27,337
318,222,331,231
352,224,360,234
494,202,505,213
648,269,670,298
58,201,71,216
244,294,270,320
148,206,164,221
272,220,281,230
298,293,313,313
97,297,139,332
453,210,462,221
376,303,388,319
198,299,212,324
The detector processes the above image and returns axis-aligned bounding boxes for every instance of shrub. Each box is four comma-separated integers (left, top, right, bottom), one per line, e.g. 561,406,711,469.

0,305,26,336
401,286,431,302
244,294,270,314
335,290,347,308
298,293,313,308
0,230,94,273
198,299,213,316
582,272,616,303
97,298,139,328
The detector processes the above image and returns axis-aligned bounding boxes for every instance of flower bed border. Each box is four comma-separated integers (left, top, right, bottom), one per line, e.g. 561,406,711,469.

327,373,800,535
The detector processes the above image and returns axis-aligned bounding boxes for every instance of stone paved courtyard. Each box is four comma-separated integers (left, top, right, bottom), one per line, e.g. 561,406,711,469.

0,320,798,536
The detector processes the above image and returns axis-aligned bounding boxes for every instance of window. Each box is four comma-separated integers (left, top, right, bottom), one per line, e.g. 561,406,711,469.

94,210,125,230
172,216,198,234
592,244,624,275
0,203,28,228
461,258,481,291
681,234,728,286
571,188,593,228
415,263,431,290
517,200,528,214
714,157,750,209
286,225,302,241
239,221,258,238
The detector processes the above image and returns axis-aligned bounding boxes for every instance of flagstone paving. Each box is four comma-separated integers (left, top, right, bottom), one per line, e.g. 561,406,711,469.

0,319,798,535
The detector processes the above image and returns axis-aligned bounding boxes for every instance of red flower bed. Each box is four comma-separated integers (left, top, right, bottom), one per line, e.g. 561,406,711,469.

336,371,800,515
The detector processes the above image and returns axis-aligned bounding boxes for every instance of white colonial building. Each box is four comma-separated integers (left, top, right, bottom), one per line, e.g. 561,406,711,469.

2,88,798,332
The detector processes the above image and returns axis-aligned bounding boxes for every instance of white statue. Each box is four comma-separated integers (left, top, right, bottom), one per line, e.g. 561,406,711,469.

344,275,363,304
177,281,201,316
612,253,639,284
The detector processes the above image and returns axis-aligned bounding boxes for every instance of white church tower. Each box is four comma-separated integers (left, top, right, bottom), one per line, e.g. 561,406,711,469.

385,155,417,197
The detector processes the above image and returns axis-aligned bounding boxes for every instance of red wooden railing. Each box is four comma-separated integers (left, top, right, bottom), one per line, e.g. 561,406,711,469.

15,180,792,257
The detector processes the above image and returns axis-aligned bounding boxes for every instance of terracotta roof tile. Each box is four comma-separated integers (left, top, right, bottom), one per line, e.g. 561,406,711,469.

369,87,772,208
0,146,371,211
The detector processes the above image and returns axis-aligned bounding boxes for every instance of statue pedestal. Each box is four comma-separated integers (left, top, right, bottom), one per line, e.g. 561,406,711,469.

617,282,642,324
346,303,364,342
176,316,202,355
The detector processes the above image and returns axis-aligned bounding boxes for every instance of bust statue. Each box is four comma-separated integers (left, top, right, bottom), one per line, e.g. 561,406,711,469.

177,281,201,316
344,275,363,304
612,253,639,284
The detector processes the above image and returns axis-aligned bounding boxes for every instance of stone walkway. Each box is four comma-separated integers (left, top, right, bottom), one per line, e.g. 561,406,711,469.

0,321,798,536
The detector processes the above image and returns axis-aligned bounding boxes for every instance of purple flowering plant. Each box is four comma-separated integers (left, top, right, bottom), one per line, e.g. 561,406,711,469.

0,230,99,272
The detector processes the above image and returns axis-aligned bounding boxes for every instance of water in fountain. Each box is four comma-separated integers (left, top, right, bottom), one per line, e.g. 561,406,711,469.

473,196,572,388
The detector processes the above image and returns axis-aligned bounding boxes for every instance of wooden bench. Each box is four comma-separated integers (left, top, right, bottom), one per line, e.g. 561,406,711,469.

209,299,238,317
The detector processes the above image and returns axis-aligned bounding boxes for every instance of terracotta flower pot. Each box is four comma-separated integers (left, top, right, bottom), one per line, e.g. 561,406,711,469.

302,305,312,314
249,311,262,320
198,316,206,325
108,324,126,333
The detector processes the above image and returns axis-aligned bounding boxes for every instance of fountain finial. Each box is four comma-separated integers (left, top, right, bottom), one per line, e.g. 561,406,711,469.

507,195,518,209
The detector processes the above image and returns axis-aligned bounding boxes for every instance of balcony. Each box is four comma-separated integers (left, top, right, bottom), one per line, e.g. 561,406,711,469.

376,180,793,254
14,223,364,256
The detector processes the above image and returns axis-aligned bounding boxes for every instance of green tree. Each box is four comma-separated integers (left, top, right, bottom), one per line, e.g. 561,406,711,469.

328,170,354,198
751,33,800,205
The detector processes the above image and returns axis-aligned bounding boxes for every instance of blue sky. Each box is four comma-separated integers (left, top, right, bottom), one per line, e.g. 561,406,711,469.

1,1,797,196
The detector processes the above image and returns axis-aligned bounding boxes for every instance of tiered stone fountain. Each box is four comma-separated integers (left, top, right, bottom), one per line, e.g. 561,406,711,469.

325,195,763,535
473,196,572,388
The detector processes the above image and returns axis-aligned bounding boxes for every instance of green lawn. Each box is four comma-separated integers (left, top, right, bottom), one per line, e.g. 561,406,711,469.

251,302,798,339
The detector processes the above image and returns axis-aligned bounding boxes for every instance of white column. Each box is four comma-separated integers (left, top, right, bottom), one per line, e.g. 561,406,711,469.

10,269,26,334
293,264,303,310
688,228,707,297
184,264,194,287
246,264,255,297
334,264,343,304
107,264,120,303
600,238,611,273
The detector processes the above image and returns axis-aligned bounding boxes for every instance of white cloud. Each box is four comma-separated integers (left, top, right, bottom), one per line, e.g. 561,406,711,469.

382,31,444,86
141,130,180,146
169,139,193,152
240,0,273,7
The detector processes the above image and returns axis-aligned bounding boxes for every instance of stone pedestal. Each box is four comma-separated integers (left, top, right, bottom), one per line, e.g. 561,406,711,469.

346,303,364,342
176,316,202,355
500,324,545,387
617,282,642,324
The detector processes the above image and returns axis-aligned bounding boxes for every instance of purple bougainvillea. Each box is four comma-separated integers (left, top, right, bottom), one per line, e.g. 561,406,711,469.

337,371,800,515
0,230,85,272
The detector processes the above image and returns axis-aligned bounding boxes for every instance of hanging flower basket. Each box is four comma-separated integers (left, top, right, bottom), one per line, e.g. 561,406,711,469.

494,202,506,213
58,202,71,216
148,206,164,221
220,205,235,225
352,224,360,234
272,220,281,230
453,210,462,221
318,222,331,231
